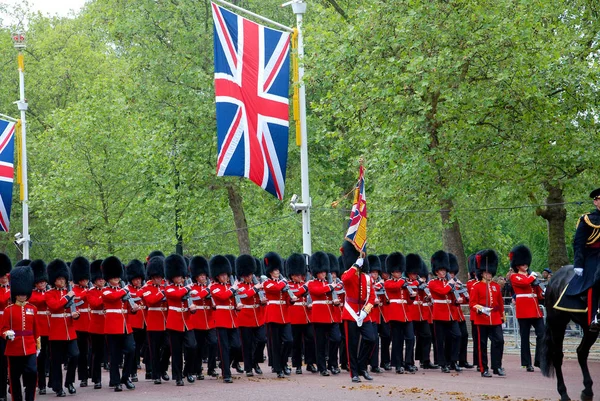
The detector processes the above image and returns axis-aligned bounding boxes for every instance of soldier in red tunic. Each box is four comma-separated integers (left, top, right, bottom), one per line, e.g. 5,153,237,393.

466,254,480,370
26,260,49,395
124,260,146,383
70,257,91,389
0,254,12,401
2,266,38,401
87,260,105,389
509,245,544,372
447,253,474,370
46,259,80,397
470,249,505,378
365,255,385,374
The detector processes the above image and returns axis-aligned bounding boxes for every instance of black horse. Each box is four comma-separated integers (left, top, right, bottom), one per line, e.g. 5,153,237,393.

541,265,599,401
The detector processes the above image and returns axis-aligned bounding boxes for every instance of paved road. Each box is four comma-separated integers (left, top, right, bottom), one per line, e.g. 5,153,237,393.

55,354,598,401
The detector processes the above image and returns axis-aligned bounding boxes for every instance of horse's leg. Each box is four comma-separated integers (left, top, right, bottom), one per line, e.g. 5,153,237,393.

577,327,599,401
551,320,570,401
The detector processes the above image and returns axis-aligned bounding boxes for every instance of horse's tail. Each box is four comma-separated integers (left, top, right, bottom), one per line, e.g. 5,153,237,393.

540,319,555,378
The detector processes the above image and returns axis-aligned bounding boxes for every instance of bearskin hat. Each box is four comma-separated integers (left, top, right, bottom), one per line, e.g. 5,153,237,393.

236,254,256,278
448,253,459,275
405,253,423,275
286,253,306,277
146,250,165,262
386,252,406,273
309,251,329,275
254,257,264,277
419,260,429,279
367,254,382,273
475,249,499,277
101,256,123,281
48,259,70,285
165,254,187,281
328,253,340,276
190,256,209,278
340,240,361,271
225,254,237,273
378,254,388,275
264,252,283,276
146,256,165,279
467,253,477,279
10,266,33,302
431,250,450,274
15,259,31,267
0,253,12,277
126,259,145,282
70,257,90,283
210,255,231,280
30,260,48,284
90,259,103,283
509,245,532,271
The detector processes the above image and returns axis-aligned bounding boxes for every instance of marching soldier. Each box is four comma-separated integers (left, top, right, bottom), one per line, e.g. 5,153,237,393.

466,254,480,370
87,260,105,389
376,254,392,371
509,245,544,371
0,254,11,401
470,250,505,377
235,255,267,377
365,254,385,374
447,253,473,370
224,254,244,375
327,253,344,374
27,260,50,395
209,255,241,383
70,257,91,388
2,266,38,401
125,260,146,382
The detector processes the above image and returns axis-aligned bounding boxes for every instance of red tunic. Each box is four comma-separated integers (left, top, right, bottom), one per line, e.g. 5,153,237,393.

406,280,426,322
384,278,413,322
236,282,265,327
341,266,376,322
469,281,504,326
428,279,455,322
46,288,77,341
165,284,194,331
466,279,479,322
190,283,213,330
263,279,291,324
510,273,544,319
87,286,105,335
210,282,237,329
142,282,168,332
127,284,145,330
332,280,344,324
0,285,10,322
308,279,337,324
102,286,132,335
28,289,50,337
72,285,89,332
2,303,38,356
288,282,310,325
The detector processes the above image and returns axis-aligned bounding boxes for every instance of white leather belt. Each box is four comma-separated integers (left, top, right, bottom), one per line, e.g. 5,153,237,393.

105,309,127,314
414,301,423,305
51,313,72,318
216,305,235,310
90,310,104,315
241,305,259,309
0,311,3,315
422,303,431,307
196,305,211,310
267,300,285,305
291,302,307,306
516,294,537,298
147,307,167,311
311,300,332,305
78,308,89,313
37,311,50,315
168,306,188,312
432,300,452,304
390,299,407,304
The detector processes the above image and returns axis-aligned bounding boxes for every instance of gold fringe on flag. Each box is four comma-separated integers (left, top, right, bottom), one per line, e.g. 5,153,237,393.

291,28,301,146
15,120,24,201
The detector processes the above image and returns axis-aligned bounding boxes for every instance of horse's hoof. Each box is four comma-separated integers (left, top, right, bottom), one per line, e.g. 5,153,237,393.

580,390,593,401
561,394,571,401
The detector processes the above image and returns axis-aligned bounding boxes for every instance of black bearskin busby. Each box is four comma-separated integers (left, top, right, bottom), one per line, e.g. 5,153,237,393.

190,256,209,278
467,253,477,280
254,257,264,277
48,259,70,285
367,254,382,273
264,252,283,277
146,256,165,279
210,255,231,280
10,266,33,302
235,254,256,278
165,254,187,281
126,259,145,282
328,253,340,277
431,250,450,274
102,256,123,281
225,254,237,274
70,256,90,283
405,253,422,275
378,254,388,275
386,252,406,273
340,240,361,271
419,260,429,279
90,260,103,283
287,253,306,277
30,260,48,284
147,250,165,262
309,251,329,275
509,245,532,272
475,249,499,278
15,259,31,267
0,253,12,277
448,253,459,275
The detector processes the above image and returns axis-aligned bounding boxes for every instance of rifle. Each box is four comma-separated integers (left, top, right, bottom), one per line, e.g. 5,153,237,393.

375,278,390,302
532,278,546,297
446,274,467,302
182,277,197,314
277,275,297,301
402,279,417,298
304,271,313,306
327,272,340,301
229,274,242,305
65,282,83,317
252,274,267,302
119,280,139,312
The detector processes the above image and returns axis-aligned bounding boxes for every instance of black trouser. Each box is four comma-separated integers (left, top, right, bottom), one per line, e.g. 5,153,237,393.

290,324,315,368
266,323,292,373
75,331,89,381
433,320,459,368
476,324,504,371
379,321,391,367
413,320,432,363
471,321,479,366
239,326,267,372
50,340,79,392
37,336,49,389
0,338,7,398
216,327,241,379
344,320,376,377
168,329,196,381
430,323,438,364
390,320,415,368
191,329,217,375
253,325,266,366
107,333,135,386
313,323,341,372
132,328,146,376
446,321,468,365
147,331,170,380
8,354,37,401
369,323,380,369
339,327,347,368
518,317,544,367
90,334,104,384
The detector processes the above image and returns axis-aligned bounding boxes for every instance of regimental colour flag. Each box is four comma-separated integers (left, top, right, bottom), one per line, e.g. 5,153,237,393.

345,164,367,255
0,119,15,232
212,2,291,200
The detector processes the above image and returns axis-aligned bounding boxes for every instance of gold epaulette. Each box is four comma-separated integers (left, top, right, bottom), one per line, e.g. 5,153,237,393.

583,214,600,229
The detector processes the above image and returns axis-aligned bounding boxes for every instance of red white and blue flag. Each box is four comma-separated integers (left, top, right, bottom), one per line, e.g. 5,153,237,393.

345,164,367,255
0,119,15,232
212,2,291,200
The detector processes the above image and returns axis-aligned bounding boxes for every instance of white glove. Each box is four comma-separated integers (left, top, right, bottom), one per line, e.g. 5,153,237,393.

189,290,198,296
480,307,492,316
355,258,364,267
4,330,15,341
36,349,41,357
574,267,583,276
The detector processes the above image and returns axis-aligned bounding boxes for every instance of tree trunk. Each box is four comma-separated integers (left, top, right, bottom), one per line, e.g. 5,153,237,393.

440,198,468,282
536,182,569,271
226,183,251,255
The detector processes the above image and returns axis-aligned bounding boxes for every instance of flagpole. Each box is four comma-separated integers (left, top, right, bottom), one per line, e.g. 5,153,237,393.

212,0,294,32
12,32,30,259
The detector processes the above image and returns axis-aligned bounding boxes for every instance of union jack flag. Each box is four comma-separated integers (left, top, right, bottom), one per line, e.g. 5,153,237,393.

345,164,367,255
212,2,291,200
0,119,15,232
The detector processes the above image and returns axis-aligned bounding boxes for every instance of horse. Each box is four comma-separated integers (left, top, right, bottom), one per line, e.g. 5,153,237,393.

540,264,599,401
